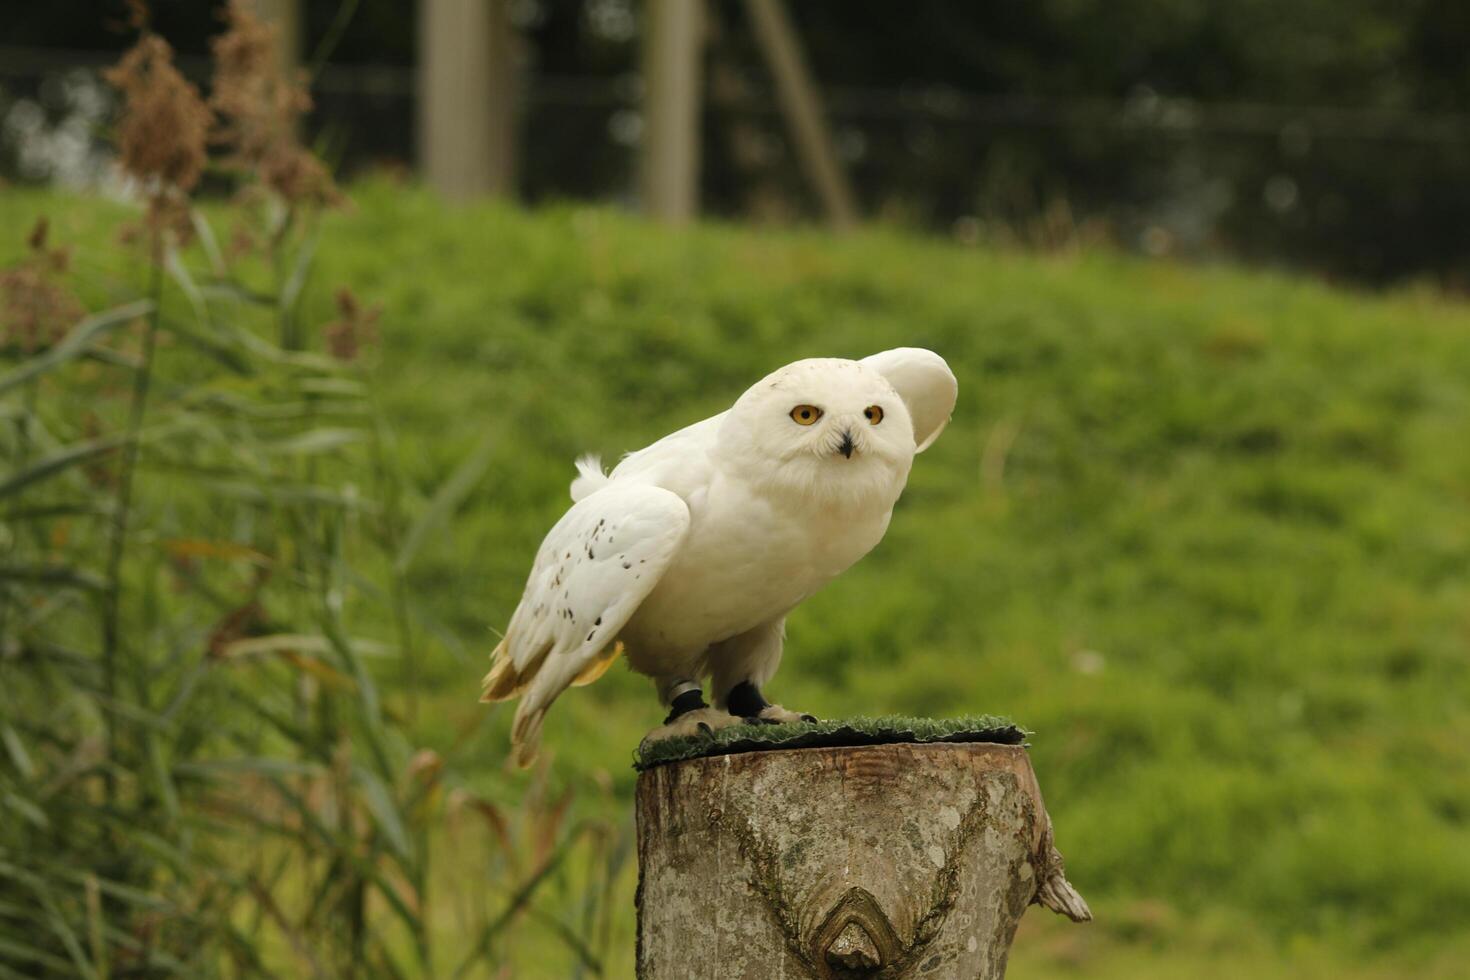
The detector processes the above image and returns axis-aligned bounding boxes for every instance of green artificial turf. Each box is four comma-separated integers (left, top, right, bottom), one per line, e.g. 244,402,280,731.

633,713,1027,770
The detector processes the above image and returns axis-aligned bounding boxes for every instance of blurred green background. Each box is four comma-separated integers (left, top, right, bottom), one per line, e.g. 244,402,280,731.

7,182,1468,977
3,2,1470,978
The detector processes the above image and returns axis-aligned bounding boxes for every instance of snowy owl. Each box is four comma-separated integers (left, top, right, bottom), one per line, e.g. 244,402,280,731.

482,348,957,765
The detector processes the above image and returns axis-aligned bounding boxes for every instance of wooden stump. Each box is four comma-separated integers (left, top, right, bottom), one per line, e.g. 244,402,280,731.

635,742,1088,979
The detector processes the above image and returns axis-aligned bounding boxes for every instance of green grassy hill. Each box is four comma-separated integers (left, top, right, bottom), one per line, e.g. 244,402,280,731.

6,183,1469,977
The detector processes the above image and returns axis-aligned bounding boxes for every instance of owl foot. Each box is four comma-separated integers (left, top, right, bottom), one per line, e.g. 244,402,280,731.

639,707,742,750
753,704,819,725
723,681,818,725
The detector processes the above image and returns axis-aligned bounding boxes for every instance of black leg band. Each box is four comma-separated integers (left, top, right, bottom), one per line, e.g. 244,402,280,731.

665,688,707,724
725,681,769,718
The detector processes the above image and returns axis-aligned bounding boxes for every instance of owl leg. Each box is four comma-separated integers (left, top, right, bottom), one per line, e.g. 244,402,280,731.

708,618,819,725
706,618,819,725
722,681,818,725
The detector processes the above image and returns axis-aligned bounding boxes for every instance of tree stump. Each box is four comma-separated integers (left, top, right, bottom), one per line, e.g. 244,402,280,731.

635,738,1088,979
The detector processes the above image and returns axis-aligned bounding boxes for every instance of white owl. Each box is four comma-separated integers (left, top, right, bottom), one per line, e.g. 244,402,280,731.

482,349,957,765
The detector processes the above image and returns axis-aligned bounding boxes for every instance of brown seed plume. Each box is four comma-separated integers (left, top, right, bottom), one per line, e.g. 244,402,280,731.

0,217,86,352
322,287,381,362
210,0,340,208
103,31,213,249
103,35,212,197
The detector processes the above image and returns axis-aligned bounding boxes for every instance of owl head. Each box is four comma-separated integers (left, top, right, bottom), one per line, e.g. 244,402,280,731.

717,353,952,507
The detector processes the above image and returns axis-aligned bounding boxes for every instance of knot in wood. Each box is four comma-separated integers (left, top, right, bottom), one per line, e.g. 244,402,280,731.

812,887,901,979
825,921,882,974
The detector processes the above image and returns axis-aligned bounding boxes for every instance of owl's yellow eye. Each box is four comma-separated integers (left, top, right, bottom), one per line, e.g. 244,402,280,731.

790,405,822,426
864,405,884,425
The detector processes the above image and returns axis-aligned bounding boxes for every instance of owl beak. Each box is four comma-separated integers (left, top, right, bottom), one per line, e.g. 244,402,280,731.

837,430,855,458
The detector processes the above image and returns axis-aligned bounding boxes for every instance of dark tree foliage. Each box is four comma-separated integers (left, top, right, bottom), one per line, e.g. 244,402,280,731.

779,0,1470,283
3,0,1469,283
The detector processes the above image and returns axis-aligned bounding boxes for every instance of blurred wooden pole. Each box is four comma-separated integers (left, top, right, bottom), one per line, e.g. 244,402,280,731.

251,0,302,76
418,0,519,200
641,0,704,224
742,0,858,231
251,0,303,139
706,1,789,222
485,0,519,194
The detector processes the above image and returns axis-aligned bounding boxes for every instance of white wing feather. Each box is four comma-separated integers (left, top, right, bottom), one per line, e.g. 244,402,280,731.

861,347,958,452
483,484,690,765
607,413,723,497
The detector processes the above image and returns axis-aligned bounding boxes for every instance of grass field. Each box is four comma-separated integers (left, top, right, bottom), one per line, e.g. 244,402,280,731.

4,181,1470,977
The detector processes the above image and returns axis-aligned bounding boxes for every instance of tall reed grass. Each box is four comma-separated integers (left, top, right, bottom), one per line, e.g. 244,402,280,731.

0,5,624,976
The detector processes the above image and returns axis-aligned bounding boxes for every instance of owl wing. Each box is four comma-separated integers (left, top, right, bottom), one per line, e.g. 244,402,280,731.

608,412,724,495
482,483,690,766
861,347,958,452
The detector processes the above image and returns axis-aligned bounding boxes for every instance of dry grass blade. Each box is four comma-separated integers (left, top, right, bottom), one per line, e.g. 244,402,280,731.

32,883,100,980
83,874,107,979
0,562,108,593
0,433,129,499
246,875,331,980
352,764,411,859
394,432,497,575
452,842,580,980
0,501,116,521
0,934,73,974
528,904,605,976
0,300,152,397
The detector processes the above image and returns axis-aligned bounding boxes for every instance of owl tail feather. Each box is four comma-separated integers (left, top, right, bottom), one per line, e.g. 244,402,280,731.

569,454,610,502
480,640,521,702
510,702,546,769
482,639,546,767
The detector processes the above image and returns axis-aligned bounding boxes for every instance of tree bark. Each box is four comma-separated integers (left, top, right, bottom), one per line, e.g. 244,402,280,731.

636,742,1088,979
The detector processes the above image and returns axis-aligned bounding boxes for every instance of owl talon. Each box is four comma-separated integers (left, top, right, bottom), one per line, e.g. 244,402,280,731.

754,704,818,725
800,713,819,724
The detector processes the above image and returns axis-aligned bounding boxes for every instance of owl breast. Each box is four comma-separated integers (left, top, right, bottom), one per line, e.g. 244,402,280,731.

619,469,897,665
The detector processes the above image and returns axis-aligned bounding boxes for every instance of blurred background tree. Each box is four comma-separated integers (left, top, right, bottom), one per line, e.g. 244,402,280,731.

3,0,1470,284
